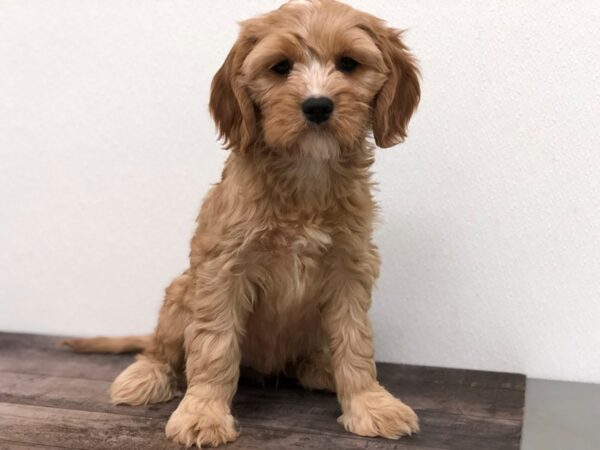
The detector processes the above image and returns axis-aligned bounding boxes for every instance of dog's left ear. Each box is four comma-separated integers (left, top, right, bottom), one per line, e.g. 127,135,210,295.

209,24,257,153
370,25,421,148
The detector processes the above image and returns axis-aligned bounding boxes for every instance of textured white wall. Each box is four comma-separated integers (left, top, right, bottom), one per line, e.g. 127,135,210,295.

1,1,599,383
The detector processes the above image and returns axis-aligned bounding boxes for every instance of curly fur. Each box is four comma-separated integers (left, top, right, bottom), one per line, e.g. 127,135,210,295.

64,0,421,446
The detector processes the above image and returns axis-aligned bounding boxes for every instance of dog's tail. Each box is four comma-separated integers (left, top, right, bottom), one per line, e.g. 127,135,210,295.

62,335,152,354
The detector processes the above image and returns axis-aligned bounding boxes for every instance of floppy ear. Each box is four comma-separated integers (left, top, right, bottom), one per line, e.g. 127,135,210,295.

371,26,421,148
209,27,257,153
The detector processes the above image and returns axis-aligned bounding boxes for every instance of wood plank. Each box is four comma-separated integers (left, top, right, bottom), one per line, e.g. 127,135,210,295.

0,439,74,450
0,403,442,450
0,333,65,351
0,372,177,418
0,403,178,450
0,333,525,390
0,372,523,448
377,363,526,391
0,333,525,449
0,370,523,421
0,333,133,382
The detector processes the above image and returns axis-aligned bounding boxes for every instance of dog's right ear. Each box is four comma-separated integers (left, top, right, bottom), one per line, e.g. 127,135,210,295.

209,25,257,153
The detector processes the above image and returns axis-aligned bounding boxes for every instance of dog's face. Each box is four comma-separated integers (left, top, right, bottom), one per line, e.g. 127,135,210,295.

210,0,420,156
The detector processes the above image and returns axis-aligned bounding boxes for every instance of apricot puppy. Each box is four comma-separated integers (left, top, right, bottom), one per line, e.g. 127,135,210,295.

65,0,421,446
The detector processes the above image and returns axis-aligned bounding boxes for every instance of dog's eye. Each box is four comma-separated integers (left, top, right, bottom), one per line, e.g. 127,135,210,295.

337,56,359,73
271,59,293,76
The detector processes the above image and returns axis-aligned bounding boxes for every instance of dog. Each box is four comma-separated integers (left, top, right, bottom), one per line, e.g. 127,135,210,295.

65,0,421,446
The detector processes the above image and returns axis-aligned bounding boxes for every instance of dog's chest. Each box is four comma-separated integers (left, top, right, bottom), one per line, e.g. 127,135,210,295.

241,223,331,373
256,222,332,306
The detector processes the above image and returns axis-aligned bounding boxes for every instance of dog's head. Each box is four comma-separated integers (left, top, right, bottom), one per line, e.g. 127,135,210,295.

209,0,420,156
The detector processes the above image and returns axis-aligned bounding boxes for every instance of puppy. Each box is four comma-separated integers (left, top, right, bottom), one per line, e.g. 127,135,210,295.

65,0,421,446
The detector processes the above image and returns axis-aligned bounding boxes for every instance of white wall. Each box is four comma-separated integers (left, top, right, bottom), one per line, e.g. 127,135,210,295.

1,0,599,383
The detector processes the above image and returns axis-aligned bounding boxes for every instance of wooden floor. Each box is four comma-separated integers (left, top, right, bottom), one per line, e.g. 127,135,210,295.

0,333,525,449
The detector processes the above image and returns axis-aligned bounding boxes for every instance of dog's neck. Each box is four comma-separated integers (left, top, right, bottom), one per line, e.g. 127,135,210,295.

223,136,374,216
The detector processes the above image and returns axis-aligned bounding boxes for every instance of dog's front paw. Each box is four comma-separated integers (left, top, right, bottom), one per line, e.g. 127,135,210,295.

165,396,238,447
339,383,419,439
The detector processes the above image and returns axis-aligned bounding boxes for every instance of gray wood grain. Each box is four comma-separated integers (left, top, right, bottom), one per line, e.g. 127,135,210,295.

0,332,525,449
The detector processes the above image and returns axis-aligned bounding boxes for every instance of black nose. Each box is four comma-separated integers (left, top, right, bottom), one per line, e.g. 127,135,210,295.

302,96,334,124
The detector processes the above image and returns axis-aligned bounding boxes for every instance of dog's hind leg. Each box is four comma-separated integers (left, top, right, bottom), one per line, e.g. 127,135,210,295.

110,271,192,406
